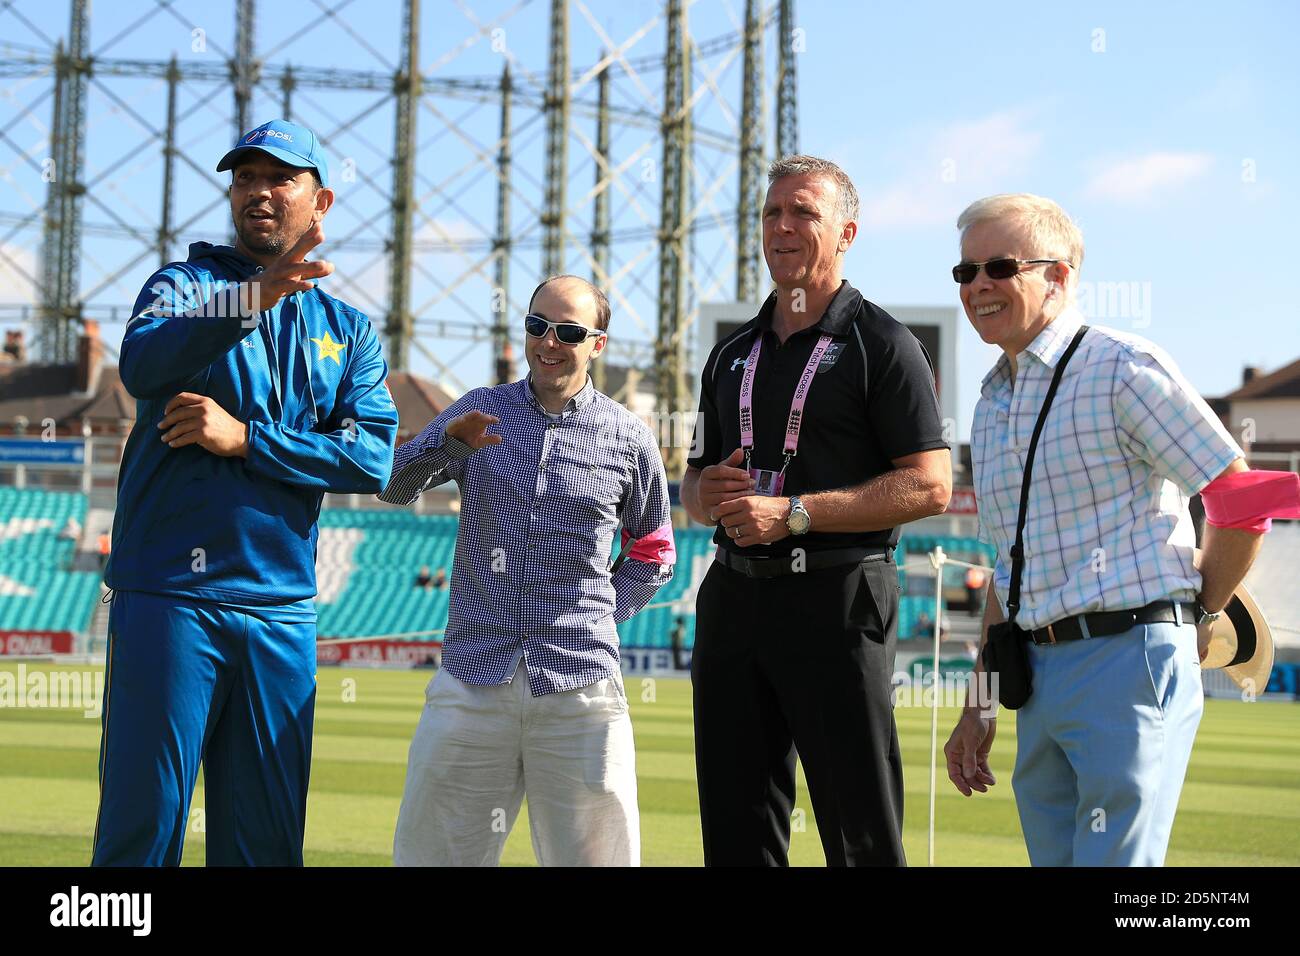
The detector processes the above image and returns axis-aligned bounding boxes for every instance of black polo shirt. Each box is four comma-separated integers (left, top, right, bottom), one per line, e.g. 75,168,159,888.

687,280,948,556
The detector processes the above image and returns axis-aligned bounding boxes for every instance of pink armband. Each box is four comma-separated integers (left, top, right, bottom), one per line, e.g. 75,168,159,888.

621,523,677,565
1200,469,1300,533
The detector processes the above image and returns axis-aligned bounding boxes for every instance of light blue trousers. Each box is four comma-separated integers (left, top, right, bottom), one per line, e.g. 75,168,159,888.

1012,620,1203,866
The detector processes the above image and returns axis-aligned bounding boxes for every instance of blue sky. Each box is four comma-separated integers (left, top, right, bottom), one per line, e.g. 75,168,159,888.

1,0,1296,439
807,0,1300,435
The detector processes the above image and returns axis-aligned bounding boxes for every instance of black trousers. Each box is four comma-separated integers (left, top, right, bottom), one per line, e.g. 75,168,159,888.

691,554,905,867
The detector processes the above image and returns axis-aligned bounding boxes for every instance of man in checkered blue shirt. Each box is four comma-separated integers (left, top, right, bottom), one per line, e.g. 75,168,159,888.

943,194,1262,866
379,275,675,866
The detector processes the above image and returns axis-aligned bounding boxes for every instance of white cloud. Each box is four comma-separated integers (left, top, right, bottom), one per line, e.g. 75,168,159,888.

414,216,484,244
1084,152,1213,204
0,241,38,305
1183,70,1253,116
849,110,1044,231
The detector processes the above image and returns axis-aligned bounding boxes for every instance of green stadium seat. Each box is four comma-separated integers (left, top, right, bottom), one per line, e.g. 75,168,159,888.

0,489,97,634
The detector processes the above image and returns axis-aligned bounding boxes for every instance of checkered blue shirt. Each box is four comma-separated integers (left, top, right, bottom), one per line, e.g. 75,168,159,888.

378,376,674,695
971,309,1242,630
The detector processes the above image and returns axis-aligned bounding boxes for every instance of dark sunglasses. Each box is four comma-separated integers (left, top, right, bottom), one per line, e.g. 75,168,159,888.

524,313,604,345
952,257,1070,284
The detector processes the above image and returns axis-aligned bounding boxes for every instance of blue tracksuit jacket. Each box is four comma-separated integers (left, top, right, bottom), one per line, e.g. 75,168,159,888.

106,241,398,605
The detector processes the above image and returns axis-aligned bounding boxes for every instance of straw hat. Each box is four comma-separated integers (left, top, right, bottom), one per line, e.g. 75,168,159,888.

1198,581,1275,694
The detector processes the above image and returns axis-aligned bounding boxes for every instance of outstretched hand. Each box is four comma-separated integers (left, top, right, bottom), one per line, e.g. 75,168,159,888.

243,223,334,313
445,411,502,450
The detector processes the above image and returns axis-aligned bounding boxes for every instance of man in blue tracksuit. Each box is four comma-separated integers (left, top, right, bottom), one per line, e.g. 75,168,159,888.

92,120,398,866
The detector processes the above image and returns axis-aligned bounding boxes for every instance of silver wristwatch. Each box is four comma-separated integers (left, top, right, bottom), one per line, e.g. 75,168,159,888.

786,496,811,535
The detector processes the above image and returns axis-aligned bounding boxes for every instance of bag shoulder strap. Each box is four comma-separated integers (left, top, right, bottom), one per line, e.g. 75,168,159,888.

1005,325,1089,624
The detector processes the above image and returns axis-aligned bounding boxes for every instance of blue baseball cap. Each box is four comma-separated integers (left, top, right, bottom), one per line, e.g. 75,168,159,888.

216,119,330,187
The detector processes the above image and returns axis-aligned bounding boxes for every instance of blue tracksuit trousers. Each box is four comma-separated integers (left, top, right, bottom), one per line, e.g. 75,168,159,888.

91,590,317,866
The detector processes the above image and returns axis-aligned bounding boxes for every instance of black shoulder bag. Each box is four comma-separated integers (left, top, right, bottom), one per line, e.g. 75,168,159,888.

982,325,1088,709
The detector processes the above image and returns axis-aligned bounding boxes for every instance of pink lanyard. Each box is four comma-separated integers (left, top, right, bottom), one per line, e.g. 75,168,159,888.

738,331,834,476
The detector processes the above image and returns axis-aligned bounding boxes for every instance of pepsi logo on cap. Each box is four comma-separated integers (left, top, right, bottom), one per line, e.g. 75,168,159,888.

245,129,294,144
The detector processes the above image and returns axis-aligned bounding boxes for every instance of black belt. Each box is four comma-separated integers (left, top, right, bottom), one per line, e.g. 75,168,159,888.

1025,601,1196,646
714,546,892,579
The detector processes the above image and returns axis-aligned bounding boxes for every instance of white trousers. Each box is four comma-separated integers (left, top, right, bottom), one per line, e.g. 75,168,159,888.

393,662,640,867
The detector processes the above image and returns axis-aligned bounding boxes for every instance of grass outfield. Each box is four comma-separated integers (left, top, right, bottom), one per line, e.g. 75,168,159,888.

1,662,1298,866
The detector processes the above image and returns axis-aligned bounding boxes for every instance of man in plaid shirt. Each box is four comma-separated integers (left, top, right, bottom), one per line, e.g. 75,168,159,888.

379,275,674,867
943,194,1262,866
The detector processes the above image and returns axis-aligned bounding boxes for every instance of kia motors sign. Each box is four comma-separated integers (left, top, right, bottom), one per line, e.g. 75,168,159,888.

948,488,978,515
317,638,442,667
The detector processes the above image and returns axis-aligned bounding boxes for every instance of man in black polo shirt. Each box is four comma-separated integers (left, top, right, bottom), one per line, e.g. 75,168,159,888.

682,155,952,866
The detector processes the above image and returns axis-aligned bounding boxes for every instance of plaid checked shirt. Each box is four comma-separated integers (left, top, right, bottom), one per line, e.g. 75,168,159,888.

378,376,675,696
972,309,1243,630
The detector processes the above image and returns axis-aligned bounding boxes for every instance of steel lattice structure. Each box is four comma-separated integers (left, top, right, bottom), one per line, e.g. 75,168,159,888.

0,0,799,443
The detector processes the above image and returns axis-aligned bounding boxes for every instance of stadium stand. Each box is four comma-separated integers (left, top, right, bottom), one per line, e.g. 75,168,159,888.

309,515,992,651
897,534,993,560
313,510,713,648
898,595,933,642
315,509,458,638
1242,521,1300,653
0,485,1002,650
0,487,100,633
615,527,712,649
21,484,1251,670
